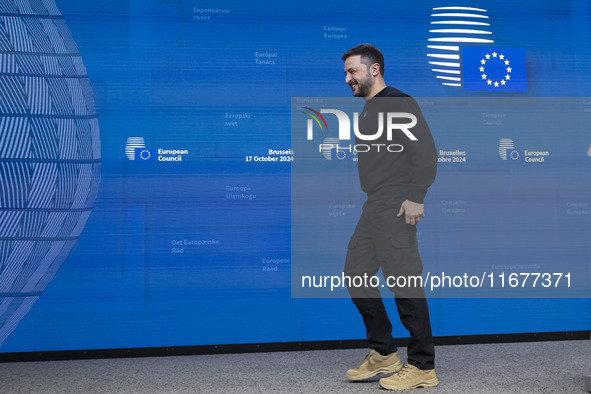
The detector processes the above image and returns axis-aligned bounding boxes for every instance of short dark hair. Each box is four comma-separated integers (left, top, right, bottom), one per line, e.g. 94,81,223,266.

342,44,385,76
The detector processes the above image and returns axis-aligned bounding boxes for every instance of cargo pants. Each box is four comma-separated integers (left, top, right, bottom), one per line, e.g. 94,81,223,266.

344,198,435,370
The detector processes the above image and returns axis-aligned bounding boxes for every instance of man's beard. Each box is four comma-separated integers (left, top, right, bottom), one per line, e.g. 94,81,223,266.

352,75,373,97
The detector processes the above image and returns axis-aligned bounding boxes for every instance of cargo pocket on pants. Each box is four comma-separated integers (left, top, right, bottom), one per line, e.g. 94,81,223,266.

387,236,424,298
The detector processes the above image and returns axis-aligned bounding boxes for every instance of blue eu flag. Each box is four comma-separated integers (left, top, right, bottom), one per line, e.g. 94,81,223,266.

135,148,156,161
507,149,523,161
463,47,527,92
330,148,355,161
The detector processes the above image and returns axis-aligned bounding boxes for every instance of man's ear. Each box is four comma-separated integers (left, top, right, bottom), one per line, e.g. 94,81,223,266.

371,63,380,77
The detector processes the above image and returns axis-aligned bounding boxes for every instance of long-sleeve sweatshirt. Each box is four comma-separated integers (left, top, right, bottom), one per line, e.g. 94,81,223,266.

356,86,437,204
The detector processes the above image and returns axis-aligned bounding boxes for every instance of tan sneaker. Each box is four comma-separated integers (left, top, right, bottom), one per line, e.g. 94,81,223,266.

379,363,439,390
346,349,403,381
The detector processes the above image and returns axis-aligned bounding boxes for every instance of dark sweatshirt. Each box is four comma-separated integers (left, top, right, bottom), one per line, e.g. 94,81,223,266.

356,86,437,204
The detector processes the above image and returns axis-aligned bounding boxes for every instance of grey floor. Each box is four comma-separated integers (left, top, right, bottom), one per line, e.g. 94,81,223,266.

0,340,589,393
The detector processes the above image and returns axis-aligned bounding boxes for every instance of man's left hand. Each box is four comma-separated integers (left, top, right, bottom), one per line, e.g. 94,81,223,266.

397,200,425,225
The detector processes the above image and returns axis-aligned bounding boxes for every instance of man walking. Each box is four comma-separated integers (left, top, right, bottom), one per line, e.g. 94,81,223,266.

341,44,438,390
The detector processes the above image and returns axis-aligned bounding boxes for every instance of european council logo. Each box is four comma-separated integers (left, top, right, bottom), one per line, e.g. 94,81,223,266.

126,137,145,160
463,47,526,91
320,138,357,161
499,139,522,161
427,6,527,91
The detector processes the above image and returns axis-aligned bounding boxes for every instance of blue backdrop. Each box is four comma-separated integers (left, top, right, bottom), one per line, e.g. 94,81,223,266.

0,0,590,352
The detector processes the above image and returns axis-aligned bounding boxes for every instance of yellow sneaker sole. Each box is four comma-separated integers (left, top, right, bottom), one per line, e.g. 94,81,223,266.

380,376,439,390
347,361,403,381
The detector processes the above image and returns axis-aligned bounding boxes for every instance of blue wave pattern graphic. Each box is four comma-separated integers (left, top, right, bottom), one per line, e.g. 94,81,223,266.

0,0,100,346
427,6,494,87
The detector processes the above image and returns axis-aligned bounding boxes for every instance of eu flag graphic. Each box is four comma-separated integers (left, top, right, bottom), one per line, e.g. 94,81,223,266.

330,148,355,161
463,47,527,92
135,148,157,161
507,149,523,161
